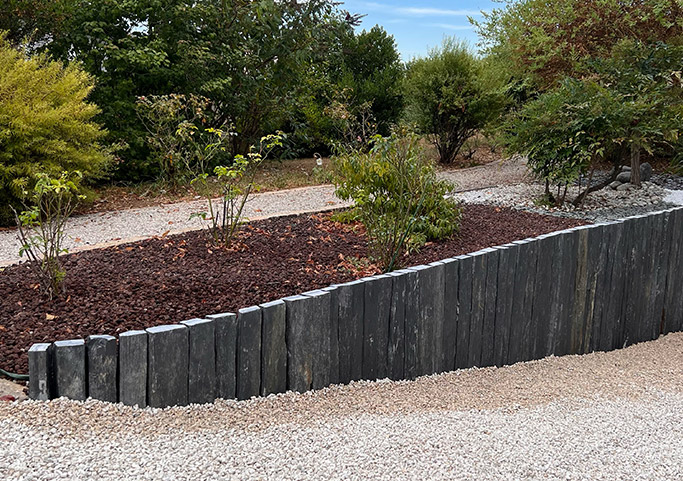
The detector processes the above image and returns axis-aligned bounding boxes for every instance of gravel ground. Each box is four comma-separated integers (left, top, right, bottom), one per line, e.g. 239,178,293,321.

1,332,682,480
453,181,683,222
0,160,530,266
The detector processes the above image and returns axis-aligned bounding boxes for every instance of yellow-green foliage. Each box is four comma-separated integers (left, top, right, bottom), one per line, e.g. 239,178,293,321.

0,35,110,224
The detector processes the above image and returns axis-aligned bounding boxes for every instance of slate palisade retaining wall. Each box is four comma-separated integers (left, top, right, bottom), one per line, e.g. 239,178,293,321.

28,208,683,406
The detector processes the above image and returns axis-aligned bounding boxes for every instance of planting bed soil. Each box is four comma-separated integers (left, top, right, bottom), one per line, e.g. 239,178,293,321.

0,204,584,374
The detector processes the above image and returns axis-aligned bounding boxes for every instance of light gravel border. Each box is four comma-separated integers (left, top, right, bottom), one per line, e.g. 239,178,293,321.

1,333,682,480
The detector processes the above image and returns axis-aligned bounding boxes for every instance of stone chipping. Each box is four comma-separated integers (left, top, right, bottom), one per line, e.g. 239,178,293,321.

1,333,683,480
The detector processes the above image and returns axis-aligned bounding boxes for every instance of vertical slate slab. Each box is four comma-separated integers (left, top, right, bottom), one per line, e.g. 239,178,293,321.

570,226,591,355
180,318,216,405
641,214,661,342
441,258,459,372
86,335,117,402
362,275,392,380
321,286,340,385
532,234,557,359
403,268,420,379
427,262,447,374
336,280,364,384
302,290,332,389
622,216,643,346
260,300,287,396
386,270,407,381
53,339,86,401
584,224,608,354
664,209,683,333
119,330,147,407
493,244,517,367
468,251,487,367
600,221,627,351
481,248,500,367
455,255,473,370
236,306,262,400
147,325,189,408
556,229,579,357
656,211,675,334
508,240,537,364
208,312,237,400
406,265,441,376
28,343,53,400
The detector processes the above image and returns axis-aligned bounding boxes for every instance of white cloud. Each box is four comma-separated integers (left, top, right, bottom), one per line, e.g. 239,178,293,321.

354,2,487,17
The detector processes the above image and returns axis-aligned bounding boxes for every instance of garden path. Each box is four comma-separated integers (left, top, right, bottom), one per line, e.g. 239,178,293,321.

1,332,682,479
0,158,529,266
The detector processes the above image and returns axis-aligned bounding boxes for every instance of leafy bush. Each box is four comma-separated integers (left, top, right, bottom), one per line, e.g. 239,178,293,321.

333,130,461,271
192,133,284,248
404,38,505,164
504,41,683,205
15,172,83,299
0,35,110,225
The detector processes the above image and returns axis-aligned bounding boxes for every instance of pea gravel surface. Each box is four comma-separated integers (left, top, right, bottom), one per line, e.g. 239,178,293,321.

2,332,683,480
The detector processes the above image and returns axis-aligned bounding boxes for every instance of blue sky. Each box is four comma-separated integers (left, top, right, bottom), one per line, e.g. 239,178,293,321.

340,0,501,60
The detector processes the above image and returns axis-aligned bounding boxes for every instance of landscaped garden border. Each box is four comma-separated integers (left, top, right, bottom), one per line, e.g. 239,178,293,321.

28,207,683,407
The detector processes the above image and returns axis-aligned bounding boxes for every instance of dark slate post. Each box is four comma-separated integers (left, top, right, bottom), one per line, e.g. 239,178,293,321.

493,244,517,367
302,289,332,389
481,248,500,367
441,258,459,372
531,233,557,360
386,270,407,381
584,224,608,354
600,221,627,352
468,251,488,367
455,255,473,370
236,306,262,400
208,312,237,400
407,264,443,376
28,343,53,401
53,339,86,401
260,300,287,396
508,239,538,364
664,209,683,333
147,325,189,408
285,294,316,393
86,335,117,402
336,280,365,384
180,318,216,405
570,226,591,355
322,285,340,386
428,261,447,374
361,275,392,381
403,268,420,379
118,330,147,407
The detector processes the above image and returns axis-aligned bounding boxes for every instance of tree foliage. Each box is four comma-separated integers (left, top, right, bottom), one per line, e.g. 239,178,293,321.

0,35,110,224
475,0,683,89
404,39,505,164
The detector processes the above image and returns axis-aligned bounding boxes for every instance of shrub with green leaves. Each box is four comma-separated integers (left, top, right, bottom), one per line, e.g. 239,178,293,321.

333,130,461,271
0,34,110,225
15,172,84,299
404,38,506,165
192,132,284,248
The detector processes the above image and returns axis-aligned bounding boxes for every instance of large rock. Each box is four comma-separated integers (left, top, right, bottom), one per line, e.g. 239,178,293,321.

616,171,631,183
617,183,635,192
640,162,653,181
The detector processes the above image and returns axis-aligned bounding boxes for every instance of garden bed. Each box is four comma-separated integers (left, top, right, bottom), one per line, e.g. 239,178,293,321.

0,204,585,374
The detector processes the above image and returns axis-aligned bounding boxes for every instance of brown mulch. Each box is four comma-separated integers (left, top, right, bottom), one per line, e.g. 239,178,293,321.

0,204,585,374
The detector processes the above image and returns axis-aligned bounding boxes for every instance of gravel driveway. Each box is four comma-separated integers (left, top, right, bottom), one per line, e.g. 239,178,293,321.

2,333,682,480
0,159,529,266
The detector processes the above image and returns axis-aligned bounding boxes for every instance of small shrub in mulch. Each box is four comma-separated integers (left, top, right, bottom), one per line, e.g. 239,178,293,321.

0,204,585,374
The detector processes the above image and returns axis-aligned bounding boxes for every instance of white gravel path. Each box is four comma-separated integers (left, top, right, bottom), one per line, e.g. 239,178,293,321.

2,333,683,480
0,160,530,266
0,185,350,266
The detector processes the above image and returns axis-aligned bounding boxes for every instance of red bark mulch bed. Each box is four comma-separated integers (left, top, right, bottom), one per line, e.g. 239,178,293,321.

0,204,585,374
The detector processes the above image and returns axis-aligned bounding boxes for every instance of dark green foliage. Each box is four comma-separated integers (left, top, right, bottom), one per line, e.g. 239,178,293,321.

333,130,461,271
404,39,505,164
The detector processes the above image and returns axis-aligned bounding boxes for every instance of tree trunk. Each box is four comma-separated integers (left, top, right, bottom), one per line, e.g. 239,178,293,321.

630,143,641,187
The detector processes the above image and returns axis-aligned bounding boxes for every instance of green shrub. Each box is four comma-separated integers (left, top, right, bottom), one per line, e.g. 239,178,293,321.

404,38,506,165
333,130,461,271
0,35,110,225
